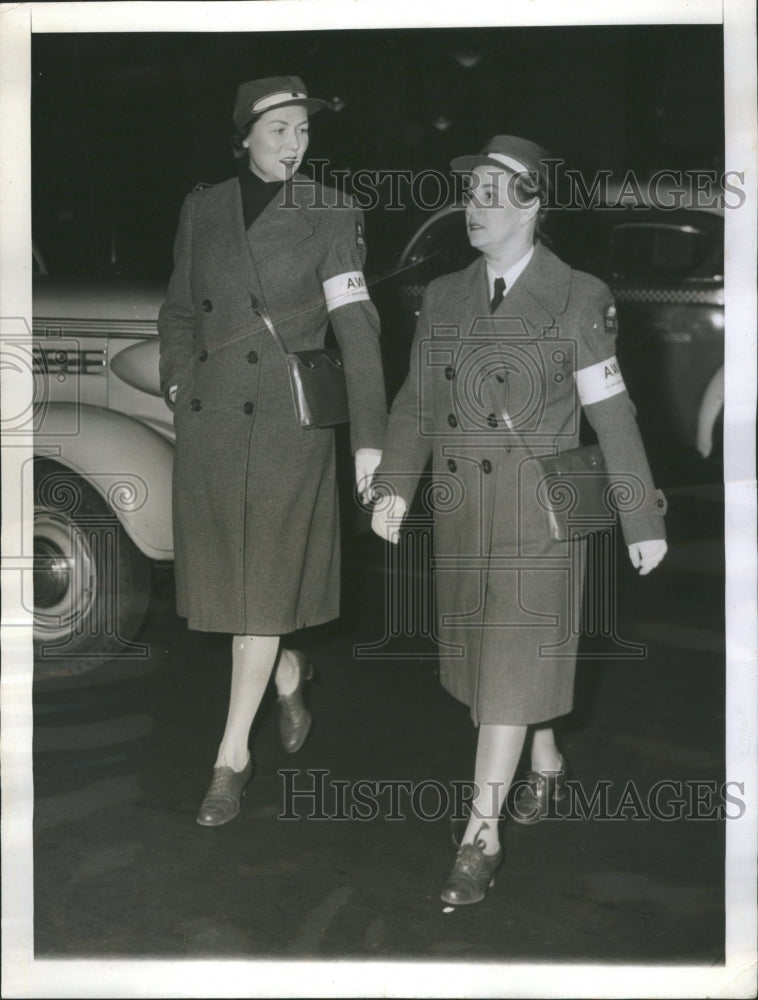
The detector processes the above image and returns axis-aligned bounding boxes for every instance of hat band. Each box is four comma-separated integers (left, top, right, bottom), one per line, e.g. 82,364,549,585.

484,151,532,174
251,90,308,113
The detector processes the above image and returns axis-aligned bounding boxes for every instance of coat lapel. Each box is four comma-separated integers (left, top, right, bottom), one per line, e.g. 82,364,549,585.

201,177,316,302
452,244,571,340
247,176,315,265
501,242,571,337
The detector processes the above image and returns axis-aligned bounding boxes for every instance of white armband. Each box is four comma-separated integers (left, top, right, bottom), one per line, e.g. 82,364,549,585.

322,271,370,313
574,355,626,405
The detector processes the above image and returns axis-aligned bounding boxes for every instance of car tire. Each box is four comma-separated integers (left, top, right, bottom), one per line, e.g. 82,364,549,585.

33,458,152,679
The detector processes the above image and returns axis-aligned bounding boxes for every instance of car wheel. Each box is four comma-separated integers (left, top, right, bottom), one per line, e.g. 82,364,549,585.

33,458,152,679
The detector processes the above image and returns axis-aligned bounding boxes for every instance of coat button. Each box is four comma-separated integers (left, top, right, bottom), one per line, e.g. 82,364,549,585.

656,498,665,508
246,350,259,364
201,298,213,312
243,401,255,415
482,459,492,474
444,365,455,381
447,459,457,472
190,398,202,411
487,412,498,428
198,350,208,362
447,413,458,428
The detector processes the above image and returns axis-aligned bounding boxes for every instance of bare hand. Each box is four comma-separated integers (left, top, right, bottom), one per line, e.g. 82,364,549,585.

354,448,383,505
628,539,667,575
371,492,408,544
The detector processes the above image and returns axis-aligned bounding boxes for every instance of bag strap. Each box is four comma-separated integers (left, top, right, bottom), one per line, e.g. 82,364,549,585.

250,293,291,356
486,376,548,461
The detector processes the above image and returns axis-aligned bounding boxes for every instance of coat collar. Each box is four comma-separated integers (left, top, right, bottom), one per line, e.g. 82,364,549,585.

447,241,572,334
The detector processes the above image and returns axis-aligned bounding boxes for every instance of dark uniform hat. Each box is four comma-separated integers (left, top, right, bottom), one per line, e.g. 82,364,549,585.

233,75,326,133
451,134,550,190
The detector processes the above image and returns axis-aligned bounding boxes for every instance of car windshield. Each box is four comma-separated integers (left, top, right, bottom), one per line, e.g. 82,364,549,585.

608,223,721,283
403,210,479,279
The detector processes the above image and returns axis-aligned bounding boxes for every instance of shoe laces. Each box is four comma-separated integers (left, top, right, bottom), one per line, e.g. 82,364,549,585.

207,761,248,797
205,768,234,798
455,839,490,877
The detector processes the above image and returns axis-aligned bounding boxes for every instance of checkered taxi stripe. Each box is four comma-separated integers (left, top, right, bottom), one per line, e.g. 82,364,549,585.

613,287,724,305
399,284,723,307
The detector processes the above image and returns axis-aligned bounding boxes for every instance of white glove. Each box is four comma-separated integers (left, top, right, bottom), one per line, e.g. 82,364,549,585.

371,492,408,544
628,539,667,575
354,448,382,505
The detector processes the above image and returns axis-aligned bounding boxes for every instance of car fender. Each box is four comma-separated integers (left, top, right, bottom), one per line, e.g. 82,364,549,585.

695,366,724,458
34,402,174,560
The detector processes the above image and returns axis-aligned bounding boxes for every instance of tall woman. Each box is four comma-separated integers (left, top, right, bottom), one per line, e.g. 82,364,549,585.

373,135,667,904
159,76,386,826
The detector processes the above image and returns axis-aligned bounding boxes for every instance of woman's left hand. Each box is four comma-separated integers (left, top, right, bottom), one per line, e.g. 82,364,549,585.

355,448,383,505
628,539,668,575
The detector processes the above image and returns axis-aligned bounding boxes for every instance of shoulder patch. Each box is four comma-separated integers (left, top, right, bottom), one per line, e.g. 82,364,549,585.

355,220,367,253
604,303,618,334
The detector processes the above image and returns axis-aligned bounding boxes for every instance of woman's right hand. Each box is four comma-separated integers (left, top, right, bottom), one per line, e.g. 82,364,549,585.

371,493,408,544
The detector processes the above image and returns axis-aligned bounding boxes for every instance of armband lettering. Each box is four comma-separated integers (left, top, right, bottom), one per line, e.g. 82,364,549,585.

574,355,626,405
322,271,370,313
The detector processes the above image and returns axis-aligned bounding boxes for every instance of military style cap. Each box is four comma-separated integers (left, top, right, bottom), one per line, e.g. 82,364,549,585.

233,75,326,133
451,134,550,184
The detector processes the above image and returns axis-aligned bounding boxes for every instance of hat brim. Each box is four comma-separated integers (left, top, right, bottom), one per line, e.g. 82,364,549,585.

236,96,326,132
257,96,326,116
450,154,525,174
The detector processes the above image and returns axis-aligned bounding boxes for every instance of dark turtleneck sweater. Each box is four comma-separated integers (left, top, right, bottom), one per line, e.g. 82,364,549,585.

238,164,285,230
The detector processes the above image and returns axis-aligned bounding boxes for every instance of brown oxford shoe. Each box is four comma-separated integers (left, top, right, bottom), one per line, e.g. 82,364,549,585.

440,838,503,906
278,652,314,754
196,754,253,827
511,754,569,825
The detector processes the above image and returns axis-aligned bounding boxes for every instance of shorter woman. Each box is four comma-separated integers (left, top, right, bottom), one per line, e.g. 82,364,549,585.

373,135,667,904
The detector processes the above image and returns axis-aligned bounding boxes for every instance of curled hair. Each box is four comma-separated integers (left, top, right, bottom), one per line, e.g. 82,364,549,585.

512,169,551,245
229,116,260,160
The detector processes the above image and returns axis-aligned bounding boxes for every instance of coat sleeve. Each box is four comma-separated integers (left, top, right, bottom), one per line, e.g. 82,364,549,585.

158,195,197,404
573,283,667,544
373,288,435,508
316,202,387,452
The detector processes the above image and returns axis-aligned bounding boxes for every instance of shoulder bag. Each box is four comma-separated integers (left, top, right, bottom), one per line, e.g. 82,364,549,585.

253,300,349,429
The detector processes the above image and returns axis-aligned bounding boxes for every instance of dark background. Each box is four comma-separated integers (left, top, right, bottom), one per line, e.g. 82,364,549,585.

32,25,723,279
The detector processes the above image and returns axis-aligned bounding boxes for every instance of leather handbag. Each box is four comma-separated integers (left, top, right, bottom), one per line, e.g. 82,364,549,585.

255,302,349,429
491,384,615,540
532,443,616,541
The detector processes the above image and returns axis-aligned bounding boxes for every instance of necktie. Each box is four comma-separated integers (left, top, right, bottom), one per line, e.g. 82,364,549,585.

490,276,505,313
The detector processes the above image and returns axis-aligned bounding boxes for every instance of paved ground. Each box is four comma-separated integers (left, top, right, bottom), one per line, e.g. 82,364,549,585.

32,482,726,964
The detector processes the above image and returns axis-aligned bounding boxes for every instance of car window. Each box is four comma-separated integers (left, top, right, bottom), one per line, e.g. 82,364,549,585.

608,223,721,282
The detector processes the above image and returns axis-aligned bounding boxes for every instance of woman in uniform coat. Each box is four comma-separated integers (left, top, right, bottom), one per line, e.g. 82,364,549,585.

372,136,667,904
159,76,387,826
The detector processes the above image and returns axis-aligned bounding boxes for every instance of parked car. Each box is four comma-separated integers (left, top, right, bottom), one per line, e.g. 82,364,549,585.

373,201,725,481
32,244,171,678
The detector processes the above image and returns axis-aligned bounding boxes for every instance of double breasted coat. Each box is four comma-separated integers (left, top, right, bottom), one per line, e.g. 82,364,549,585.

377,243,666,725
158,175,387,635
